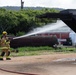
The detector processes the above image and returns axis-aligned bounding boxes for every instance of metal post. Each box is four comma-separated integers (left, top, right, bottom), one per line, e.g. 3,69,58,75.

21,0,24,10
59,33,61,45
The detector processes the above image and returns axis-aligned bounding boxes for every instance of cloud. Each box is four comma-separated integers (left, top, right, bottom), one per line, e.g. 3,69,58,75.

0,0,20,6
24,0,76,9
0,0,76,9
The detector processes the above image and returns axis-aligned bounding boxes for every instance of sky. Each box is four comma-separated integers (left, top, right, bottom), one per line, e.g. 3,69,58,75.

0,0,76,9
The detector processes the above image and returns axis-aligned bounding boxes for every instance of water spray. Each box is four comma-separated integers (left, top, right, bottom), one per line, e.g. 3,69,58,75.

13,20,66,40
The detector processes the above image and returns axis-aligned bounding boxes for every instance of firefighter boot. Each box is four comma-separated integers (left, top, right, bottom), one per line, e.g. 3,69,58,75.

0,52,5,60
6,51,11,60
0,56,3,60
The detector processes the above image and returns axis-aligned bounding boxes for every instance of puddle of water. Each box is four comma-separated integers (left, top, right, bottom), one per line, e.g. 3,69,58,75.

53,58,76,62
72,63,76,64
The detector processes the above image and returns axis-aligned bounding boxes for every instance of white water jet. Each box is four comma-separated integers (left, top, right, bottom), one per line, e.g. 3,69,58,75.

13,20,66,39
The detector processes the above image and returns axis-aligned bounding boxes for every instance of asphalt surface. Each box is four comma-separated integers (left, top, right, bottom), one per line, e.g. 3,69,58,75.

0,53,76,75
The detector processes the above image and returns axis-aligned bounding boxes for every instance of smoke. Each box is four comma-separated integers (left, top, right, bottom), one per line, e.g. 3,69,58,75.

13,20,66,39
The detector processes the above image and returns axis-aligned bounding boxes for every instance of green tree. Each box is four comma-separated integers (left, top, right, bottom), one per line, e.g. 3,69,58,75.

0,10,18,34
0,8,59,35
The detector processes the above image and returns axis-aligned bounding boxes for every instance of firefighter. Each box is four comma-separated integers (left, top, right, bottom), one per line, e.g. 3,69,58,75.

0,31,11,60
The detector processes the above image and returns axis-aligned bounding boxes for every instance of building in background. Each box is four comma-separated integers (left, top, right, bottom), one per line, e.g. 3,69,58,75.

36,26,74,45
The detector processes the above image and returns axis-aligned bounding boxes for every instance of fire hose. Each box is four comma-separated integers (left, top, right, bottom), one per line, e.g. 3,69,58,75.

0,67,38,75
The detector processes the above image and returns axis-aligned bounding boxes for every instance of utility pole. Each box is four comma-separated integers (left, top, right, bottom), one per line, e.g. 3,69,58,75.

21,0,24,10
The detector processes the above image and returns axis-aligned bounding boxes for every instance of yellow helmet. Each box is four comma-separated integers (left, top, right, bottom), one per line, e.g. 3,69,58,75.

2,31,7,35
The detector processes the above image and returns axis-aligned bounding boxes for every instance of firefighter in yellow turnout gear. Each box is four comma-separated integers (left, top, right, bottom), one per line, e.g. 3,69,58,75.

0,31,11,60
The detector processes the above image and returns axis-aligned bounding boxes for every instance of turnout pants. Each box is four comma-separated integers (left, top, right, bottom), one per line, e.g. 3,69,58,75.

0,47,11,60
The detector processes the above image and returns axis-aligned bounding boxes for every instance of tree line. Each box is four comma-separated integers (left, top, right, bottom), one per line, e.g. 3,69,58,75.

0,8,59,36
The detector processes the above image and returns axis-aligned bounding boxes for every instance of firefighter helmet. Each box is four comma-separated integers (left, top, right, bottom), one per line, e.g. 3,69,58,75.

2,31,7,35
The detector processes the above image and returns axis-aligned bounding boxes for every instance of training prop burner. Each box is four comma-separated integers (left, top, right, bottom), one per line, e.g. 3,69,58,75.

37,9,76,33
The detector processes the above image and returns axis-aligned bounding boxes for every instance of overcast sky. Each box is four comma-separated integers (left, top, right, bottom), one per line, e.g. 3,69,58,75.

0,0,76,9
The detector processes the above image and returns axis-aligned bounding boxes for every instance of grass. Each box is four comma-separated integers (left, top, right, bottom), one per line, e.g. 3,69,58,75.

10,46,76,57
11,46,54,56
17,46,53,51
